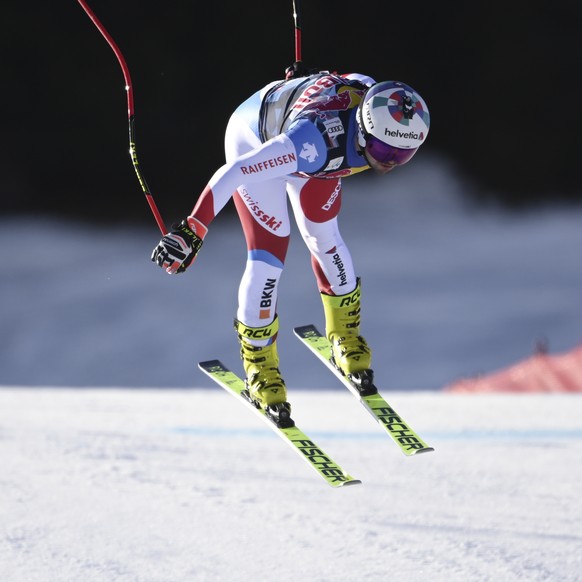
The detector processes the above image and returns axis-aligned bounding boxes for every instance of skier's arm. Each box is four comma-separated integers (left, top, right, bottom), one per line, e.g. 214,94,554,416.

151,118,325,275
150,135,298,275
189,134,299,227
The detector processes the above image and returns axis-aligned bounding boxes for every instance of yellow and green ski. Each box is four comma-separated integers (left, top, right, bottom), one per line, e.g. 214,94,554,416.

294,325,434,456
198,360,361,488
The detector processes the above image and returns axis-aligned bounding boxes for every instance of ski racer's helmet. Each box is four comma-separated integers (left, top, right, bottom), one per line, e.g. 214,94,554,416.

356,80,430,170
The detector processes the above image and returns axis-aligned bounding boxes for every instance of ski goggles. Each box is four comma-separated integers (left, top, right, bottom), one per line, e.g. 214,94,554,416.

365,136,418,167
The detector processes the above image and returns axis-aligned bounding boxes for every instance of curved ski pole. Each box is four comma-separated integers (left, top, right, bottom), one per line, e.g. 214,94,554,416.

77,0,167,234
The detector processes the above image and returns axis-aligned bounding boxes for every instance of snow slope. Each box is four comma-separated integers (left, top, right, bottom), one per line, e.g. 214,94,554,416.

1,387,581,582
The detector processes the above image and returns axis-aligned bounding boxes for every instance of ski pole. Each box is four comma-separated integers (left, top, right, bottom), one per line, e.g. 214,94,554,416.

77,0,167,234
292,0,302,62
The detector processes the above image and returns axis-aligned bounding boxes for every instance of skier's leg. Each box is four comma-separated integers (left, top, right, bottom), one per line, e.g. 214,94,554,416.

231,175,290,328
287,177,372,378
286,177,356,294
225,118,292,407
232,181,291,407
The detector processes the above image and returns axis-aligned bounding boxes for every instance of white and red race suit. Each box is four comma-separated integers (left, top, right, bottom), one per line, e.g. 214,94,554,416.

190,72,375,337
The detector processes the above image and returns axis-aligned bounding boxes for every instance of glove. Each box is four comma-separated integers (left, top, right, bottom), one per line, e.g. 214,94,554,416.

151,217,208,274
285,61,322,79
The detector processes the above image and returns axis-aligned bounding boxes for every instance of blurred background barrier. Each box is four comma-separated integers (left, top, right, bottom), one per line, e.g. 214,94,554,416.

446,344,582,393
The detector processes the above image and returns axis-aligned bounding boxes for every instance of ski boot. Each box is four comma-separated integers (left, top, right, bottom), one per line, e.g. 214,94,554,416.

235,316,293,428
320,279,377,396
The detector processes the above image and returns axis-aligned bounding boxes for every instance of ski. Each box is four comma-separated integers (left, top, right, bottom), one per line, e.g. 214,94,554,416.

293,325,434,456
198,359,361,488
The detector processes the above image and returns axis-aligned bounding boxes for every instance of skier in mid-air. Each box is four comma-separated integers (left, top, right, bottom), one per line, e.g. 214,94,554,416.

151,64,430,422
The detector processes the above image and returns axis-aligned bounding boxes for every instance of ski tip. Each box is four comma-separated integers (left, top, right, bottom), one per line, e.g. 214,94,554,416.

411,446,435,455
341,479,363,487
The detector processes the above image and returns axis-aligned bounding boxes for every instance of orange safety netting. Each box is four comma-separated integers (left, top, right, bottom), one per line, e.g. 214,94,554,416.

445,344,582,393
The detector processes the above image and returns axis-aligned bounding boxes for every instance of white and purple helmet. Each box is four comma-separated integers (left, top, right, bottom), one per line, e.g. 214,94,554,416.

356,80,430,168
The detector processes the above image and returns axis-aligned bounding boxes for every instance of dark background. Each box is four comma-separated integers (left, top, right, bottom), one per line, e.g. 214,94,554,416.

2,1,580,226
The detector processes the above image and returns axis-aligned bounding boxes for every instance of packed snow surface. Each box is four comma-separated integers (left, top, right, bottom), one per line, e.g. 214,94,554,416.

1,387,581,581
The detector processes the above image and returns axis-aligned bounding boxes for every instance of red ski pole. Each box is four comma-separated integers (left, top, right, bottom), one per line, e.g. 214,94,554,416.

77,0,167,234
292,0,302,62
